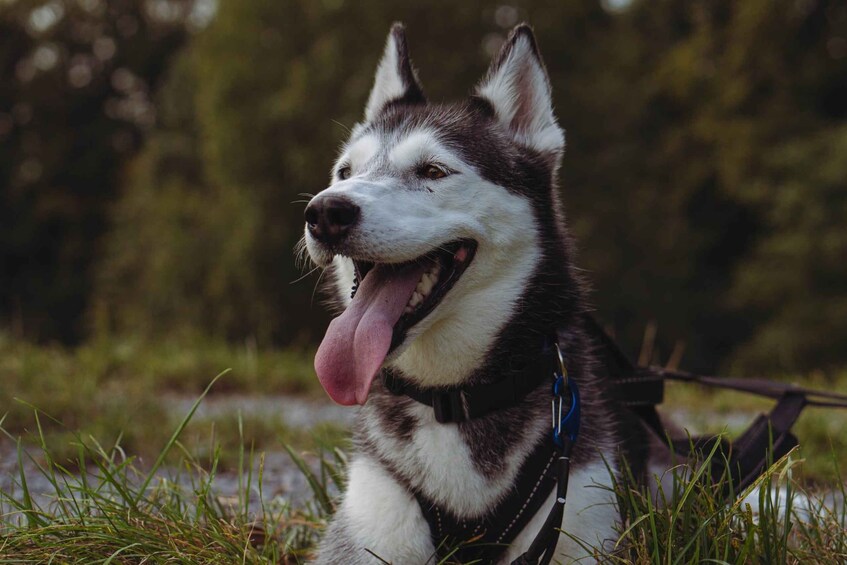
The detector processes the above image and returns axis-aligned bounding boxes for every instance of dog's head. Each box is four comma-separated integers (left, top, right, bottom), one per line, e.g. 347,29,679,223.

304,23,566,405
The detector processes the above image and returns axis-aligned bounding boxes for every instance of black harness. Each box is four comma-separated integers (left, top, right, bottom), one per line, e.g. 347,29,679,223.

384,316,847,564
383,339,578,565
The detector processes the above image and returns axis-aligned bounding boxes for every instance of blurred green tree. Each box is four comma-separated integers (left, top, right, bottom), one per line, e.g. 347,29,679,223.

95,0,618,346
574,0,847,373
730,125,847,372
0,0,192,342
5,0,846,375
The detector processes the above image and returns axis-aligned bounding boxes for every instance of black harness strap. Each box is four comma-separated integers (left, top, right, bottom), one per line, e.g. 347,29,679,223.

384,341,569,564
585,315,665,409
727,392,804,492
585,314,847,495
666,392,804,493
414,437,559,564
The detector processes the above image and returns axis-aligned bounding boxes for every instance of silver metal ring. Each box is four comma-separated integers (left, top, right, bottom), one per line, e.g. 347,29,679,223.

555,342,568,384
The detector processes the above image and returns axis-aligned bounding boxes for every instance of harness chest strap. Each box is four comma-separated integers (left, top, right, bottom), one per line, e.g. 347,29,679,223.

412,436,560,564
382,341,577,564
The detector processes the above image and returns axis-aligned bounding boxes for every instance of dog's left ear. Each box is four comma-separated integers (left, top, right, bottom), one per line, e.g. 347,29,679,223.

364,23,426,122
475,25,565,162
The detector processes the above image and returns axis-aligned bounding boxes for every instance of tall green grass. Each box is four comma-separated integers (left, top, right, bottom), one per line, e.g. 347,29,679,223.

3,394,845,563
606,441,847,564
2,337,845,563
0,379,343,563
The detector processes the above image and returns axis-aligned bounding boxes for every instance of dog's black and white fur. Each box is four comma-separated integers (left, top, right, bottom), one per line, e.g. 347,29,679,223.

304,24,653,563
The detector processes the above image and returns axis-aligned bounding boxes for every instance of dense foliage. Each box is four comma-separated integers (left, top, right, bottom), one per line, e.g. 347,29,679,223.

0,0,191,342
2,0,846,374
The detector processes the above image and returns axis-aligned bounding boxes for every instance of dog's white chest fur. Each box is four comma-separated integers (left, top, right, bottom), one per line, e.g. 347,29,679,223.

336,452,617,564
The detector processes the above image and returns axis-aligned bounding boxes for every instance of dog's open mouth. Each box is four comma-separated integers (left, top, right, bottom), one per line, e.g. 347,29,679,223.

352,239,477,347
314,240,477,406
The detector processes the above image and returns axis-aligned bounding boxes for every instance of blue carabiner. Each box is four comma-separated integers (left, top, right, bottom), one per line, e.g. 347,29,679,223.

552,372,580,447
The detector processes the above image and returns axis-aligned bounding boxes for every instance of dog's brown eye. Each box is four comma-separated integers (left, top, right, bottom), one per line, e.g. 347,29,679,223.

420,164,448,180
338,166,352,180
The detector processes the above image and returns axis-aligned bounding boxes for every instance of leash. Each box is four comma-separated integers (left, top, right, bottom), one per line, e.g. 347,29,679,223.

511,344,579,565
640,366,847,409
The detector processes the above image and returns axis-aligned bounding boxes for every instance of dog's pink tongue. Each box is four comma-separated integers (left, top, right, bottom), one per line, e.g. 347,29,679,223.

315,264,424,405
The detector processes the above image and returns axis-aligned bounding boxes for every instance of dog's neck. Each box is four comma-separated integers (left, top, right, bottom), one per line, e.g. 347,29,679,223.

356,243,625,519
387,254,576,389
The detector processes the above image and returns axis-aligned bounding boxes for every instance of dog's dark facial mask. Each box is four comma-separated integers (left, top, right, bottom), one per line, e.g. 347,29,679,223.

315,263,423,405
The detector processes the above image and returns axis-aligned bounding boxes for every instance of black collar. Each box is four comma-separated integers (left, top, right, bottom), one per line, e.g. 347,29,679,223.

380,340,558,423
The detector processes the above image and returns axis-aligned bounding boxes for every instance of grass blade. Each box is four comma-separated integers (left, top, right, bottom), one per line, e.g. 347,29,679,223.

133,369,228,507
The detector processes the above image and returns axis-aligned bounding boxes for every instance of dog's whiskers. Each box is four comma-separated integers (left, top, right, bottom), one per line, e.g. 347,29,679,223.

331,119,353,135
293,236,314,271
290,265,320,285
311,267,328,307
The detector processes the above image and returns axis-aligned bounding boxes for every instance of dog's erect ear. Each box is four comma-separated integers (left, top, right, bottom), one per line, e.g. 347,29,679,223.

364,23,426,122
475,24,564,159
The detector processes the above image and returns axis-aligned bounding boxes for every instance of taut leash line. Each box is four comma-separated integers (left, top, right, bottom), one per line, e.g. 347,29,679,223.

512,343,580,565
511,437,573,565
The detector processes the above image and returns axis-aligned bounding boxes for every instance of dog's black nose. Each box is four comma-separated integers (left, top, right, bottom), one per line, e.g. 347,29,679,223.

304,195,360,244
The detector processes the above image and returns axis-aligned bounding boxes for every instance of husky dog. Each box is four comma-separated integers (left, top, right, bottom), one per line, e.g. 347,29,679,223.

303,23,651,564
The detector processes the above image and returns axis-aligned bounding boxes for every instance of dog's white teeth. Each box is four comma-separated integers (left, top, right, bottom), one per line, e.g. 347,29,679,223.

417,273,435,296
408,291,423,309
416,268,440,295
406,270,440,313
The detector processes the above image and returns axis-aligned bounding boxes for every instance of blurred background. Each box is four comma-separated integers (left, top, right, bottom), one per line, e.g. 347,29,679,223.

1,0,846,475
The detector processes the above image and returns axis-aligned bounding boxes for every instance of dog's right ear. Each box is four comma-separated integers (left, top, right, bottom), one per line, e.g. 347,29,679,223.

475,24,565,163
363,23,426,122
